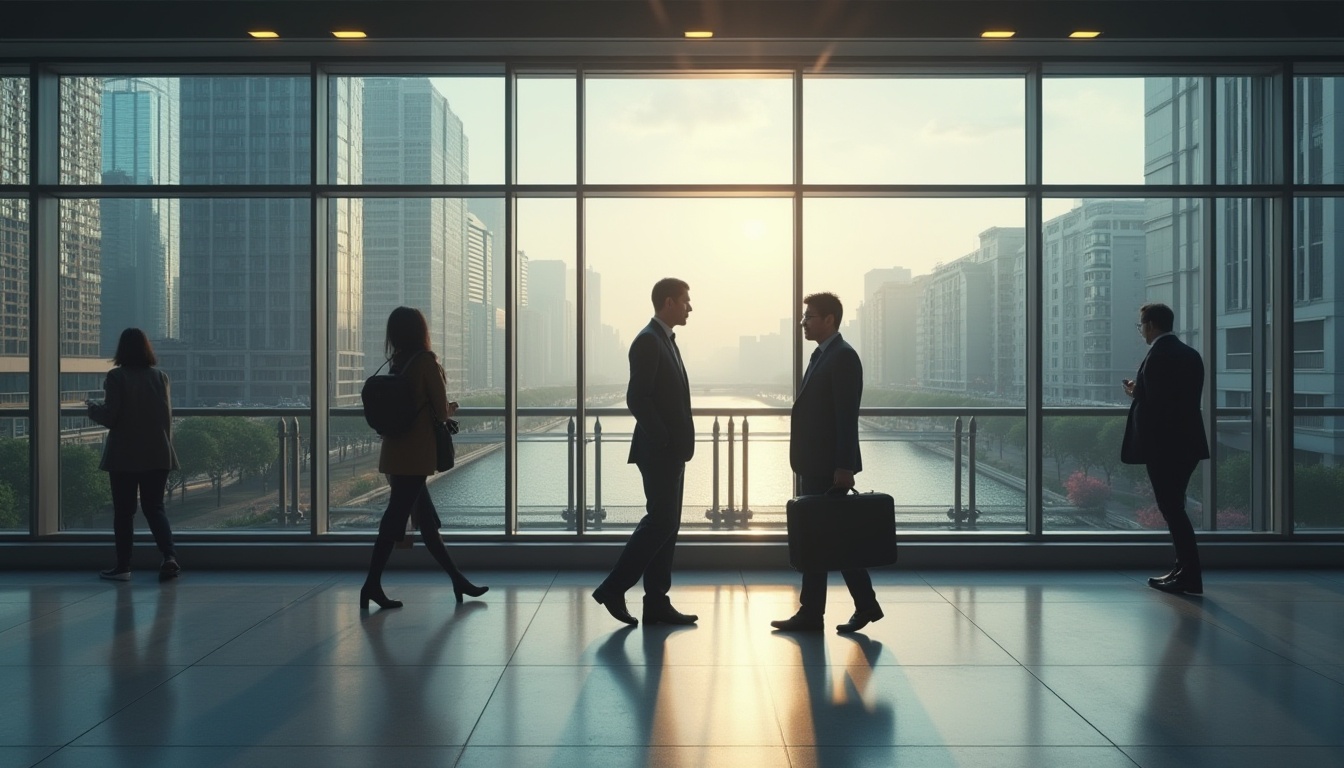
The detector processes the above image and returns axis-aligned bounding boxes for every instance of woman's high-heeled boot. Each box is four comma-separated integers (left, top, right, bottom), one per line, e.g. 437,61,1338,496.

361,538,403,610
423,532,489,603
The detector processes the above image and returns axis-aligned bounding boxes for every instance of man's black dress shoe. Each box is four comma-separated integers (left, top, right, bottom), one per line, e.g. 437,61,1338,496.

1149,573,1203,595
1147,565,1182,588
836,607,884,634
592,589,638,626
643,604,698,626
770,613,824,632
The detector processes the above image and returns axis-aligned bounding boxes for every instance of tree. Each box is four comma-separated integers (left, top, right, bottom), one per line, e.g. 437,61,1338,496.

59,442,112,527
173,419,222,505
0,482,18,529
1053,418,1100,479
0,438,29,514
1093,418,1127,484
979,416,1017,460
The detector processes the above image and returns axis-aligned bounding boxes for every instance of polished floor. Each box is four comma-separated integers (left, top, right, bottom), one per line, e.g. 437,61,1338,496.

1,568,1342,768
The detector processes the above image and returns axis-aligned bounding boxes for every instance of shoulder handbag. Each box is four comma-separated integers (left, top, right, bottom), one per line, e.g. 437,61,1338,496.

429,395,458,472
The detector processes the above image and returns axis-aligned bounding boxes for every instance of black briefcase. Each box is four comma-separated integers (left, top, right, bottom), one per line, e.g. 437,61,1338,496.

786,489,898,572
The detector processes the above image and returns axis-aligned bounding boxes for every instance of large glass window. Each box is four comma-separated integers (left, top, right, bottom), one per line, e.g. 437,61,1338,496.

517,198,578,532
1045,77,1204,185
59,198,310,531
518,76,576,185
328,196,505,532
60,76,310,186
1,77,28,184
584,76,793,184
1294,76,1343,186
805,77,1025,184
328,75,504,186
0,196,26,531
1292,196,1344,530
9,62,1341,539
584,198,792,531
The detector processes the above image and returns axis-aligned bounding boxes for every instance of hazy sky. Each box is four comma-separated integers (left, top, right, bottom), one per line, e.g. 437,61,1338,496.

432,76,1148,367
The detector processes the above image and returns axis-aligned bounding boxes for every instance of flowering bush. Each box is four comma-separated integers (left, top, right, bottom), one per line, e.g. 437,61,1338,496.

1064,470,1111,509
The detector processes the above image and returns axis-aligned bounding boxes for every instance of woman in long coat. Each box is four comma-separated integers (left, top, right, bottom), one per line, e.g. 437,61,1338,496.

88,328,181,581
361,306,488,609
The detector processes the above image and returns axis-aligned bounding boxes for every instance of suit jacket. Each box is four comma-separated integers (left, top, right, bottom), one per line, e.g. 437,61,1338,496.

1121,334,1211,465
791,334,863,479
626,320,695,465
378,350,452,476
87,366,180,473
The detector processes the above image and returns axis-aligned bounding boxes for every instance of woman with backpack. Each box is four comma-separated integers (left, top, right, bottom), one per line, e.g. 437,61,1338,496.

360,306,488,610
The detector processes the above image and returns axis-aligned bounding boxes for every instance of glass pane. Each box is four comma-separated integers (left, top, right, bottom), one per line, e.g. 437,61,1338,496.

1,77,28,184
1045,77,1204,185
807,198,1025,402
584,198,791,534
334,195,504,531
1213,198,1270,530
1294,76,1343,185
518,76,576,184
1292,196,1344,530
1044,414,1205,532
804,77,1024,184
584,76,792,184
1215,76,1275,185
60,194,310,529
0,197,27,530
1041,199,1204,407
329,76,503,185
62,413,312,531
517,198,577,532
60,76,310,186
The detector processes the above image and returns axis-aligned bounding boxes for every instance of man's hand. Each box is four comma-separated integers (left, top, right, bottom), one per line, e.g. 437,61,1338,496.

1122,379,1136,399
833,468,855,490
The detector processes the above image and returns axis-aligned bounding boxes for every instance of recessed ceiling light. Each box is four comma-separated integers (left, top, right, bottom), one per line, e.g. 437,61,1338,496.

684,30,714,39
332,30,367,39
248,31,280,39
981,30,1016,39
1070,30,1102,39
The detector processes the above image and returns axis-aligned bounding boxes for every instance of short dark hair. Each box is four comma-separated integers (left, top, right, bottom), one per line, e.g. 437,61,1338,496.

804,292,844,327
651,278,690,311
112,327,157,368
385,306,431,358
1140,303,1175,333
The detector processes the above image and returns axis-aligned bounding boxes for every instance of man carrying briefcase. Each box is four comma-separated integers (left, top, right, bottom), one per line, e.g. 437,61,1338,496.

772,292,884,634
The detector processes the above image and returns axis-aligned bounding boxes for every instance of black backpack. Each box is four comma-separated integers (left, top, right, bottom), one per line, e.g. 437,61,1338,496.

361,352,426,437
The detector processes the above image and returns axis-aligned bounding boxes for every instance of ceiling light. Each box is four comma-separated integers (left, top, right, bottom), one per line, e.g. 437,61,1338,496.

332,30,367,39
1069,30,1102,39
248,31,280,39
684,31,714,39
981,30,1016,39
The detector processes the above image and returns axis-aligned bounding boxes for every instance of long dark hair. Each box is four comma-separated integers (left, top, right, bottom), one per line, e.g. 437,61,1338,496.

112,327,157,368
385,306,431,361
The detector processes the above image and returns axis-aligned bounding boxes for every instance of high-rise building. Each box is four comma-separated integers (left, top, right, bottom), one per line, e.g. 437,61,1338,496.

521,259,573,388
170,76,318,406
918,228,1022,393
1037,201,1148,404
465,211,494,391
359,78,469,393
99,77,180,353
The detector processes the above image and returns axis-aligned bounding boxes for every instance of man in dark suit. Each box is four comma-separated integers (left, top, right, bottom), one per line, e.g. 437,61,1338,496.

593,278,699,627
772,292,882,633
1122,302,1210,595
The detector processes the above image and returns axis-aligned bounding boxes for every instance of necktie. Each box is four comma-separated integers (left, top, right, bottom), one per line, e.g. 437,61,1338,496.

669,332,686,378
801,347,821,389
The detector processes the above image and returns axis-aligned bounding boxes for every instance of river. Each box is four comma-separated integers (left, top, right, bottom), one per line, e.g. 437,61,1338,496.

419,395,1030,531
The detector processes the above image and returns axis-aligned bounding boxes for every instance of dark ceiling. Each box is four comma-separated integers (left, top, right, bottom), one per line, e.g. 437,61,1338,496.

4,0,1344,42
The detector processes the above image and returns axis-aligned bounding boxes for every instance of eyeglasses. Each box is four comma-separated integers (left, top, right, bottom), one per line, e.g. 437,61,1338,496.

1135,321,1147,329
801,314,818,322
